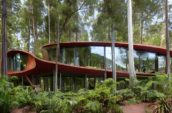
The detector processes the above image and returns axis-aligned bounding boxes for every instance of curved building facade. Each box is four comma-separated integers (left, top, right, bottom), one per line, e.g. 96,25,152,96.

5,42,171,91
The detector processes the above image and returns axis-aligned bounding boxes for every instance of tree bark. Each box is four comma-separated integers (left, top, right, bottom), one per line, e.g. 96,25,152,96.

55,19,60,91
27,18,31,51
32,16,38,54
127,0,136,80
165,0,171,80
1,0,8,75
48,1,51,44
111,25,116,81
140,12,143,44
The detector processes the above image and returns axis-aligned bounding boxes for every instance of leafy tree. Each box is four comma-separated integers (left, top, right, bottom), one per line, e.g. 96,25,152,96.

92,0,127,41
20,0,44,54
132,0,163,44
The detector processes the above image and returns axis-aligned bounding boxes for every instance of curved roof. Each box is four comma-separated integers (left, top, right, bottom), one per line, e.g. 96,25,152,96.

43,42,171,56
7,42,168,78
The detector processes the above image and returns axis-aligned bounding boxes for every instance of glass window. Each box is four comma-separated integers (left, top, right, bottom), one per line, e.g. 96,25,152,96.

74,77,85,90
158,56,166,73
8,53,27,71
90,46,104,69
78,47,91,66
47,47,56,61
40,76,53,91
63,77,73,92
134,51,156,73
105,47,112,69
63,47,74,65
116,47,128,71
105,47,128,71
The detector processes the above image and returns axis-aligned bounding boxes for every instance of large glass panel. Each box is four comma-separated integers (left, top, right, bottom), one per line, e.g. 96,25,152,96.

88,78,96,89
134,51,156,73
105,47,128,71
116,47,128,71
77,47,91,66
40,76,53,91
62,77,73,92
90,46,104,69
8,53,27,71
105,47,112,69
158,56,166,73
63,47,74,65
74,77,85,90
46,47,56,61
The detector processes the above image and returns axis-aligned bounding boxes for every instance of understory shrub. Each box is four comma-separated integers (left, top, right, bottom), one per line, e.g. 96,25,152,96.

1,74,172,113
153,98,172,113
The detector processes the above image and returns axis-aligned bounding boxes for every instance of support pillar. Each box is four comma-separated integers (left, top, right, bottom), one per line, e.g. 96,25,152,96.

85,75,88,89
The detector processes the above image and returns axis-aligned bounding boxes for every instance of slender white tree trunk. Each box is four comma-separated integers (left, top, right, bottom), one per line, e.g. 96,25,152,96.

127,0,136,79
111,25,116,81
165,0,171,80
48,1,51,44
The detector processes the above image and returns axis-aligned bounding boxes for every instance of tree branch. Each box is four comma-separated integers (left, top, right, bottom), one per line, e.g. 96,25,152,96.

59,0,87,38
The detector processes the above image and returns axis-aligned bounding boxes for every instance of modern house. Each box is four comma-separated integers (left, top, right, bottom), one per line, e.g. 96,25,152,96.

4,42,170,91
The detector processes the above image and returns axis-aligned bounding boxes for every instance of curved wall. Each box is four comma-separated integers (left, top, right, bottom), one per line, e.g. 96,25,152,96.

42,42,169,74
6,42,171,78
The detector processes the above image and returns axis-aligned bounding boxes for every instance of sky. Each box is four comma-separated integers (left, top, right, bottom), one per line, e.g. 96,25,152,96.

170,0,172,4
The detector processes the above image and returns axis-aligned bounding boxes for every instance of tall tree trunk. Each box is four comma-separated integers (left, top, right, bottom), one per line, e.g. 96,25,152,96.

48,1,51,44
27,19,31,51
54,22,58,91
111,24,116,83
165,0,171,80
32,16,35,53
127,0,136,81
0,48,1,74
1,0,7,75
108,26,111,41
140,12,143,44
55,20,60,91
35,21,38,52
32,16,38,54
76,32,78,42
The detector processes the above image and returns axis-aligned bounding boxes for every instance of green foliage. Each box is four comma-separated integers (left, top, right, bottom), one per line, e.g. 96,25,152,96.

116,74,171,103
153,98,172,113
10,86,34,108
0,76,13,113
1,75,172,113
0,76,35,113
0,77,124,113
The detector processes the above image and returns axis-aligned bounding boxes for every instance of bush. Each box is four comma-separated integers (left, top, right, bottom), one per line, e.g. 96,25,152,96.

2,75,172,113
153,98,172,113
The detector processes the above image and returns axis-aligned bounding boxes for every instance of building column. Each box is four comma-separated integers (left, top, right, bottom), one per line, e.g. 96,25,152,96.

72,76,75,91
53,70,58,91
104,46,107,79
155,54,159,72
85,75,88,89
59,72,62,90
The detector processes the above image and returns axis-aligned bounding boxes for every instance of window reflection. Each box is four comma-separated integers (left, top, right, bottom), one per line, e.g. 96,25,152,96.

47,47,56,61
105,47,112,69
45,45,168,74
64,47,74,65
78,47,90,66
116,47,128,71
134,51,156,73
8,53,27,71
90,46,104,69
105,47,128,71
62,76,73,92
158,56,166,73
